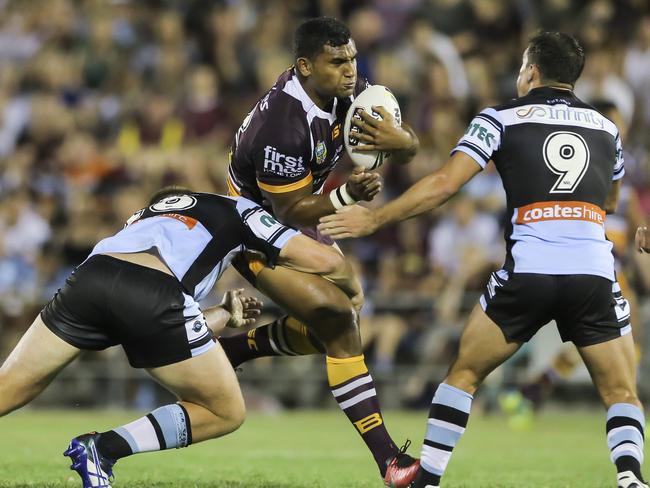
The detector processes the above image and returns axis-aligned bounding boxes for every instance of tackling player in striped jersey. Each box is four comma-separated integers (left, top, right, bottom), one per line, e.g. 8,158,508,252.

320,32,646,488
0,188,363,488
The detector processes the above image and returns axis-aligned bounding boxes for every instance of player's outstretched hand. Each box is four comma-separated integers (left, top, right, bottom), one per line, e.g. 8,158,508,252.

318,205,378,239
636,225,650,253
351,105,413,152
346,167,382,201
221,288,263,328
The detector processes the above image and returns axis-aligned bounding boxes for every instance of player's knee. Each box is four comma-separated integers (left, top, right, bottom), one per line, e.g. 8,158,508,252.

215,391,247,436
0,369,27,416
600,387,640,408
308,289,354,319
446,365,484,395
313,302,357,333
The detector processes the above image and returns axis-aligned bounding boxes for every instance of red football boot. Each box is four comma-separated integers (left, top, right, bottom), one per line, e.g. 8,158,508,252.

383,440,420,488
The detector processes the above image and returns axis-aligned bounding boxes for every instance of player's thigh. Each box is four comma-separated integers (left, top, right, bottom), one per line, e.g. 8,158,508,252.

255,264,353,323
447,304,522,391
578,333,639,407
0,315,81,404
147,340,244,417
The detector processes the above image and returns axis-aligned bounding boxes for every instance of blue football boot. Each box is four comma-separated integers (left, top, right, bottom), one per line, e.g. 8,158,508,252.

64,432,115,488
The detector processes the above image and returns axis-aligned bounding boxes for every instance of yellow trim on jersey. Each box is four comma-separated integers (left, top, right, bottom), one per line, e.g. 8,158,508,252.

226,176,241,196
257,173,313,194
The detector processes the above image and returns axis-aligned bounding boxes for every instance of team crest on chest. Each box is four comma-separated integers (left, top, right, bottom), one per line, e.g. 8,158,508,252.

315,141,327,165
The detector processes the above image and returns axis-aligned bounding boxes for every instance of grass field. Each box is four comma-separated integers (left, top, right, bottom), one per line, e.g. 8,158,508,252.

0,409,616,487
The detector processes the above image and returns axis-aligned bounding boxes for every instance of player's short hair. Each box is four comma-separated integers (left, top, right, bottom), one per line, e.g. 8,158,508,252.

148,186,193,206
293,16,350,60
527,32,585,86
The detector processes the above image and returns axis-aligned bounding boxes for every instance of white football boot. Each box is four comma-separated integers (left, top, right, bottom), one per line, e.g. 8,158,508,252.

618,471,649,488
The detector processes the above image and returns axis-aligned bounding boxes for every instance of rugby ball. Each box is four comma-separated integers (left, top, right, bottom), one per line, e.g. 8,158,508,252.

344,84,402,170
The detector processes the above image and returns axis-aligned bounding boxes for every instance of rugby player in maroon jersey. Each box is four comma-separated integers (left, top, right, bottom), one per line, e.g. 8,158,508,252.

219,16,420,486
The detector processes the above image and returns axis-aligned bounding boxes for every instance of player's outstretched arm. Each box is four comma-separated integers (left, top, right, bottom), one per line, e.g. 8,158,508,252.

350,105,419,165
203,289,263,333
318,151,481,239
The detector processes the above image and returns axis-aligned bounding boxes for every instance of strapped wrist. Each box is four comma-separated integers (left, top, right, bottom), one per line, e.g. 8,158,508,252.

224,311,240,328
329,184,358,209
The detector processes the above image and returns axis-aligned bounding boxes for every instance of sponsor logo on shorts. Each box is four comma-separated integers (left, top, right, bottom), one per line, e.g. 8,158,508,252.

263,145,306,177
192,319,205,332
516,201,605,226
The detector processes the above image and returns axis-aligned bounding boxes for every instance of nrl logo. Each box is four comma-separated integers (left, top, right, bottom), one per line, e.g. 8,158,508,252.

315,141,327,165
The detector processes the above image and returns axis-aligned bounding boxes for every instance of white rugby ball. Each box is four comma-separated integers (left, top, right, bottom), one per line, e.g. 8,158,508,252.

344,84,402,170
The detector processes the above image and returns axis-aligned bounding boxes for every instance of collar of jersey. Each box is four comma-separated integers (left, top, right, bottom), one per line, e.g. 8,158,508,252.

285,68,338,121
529,85,575,96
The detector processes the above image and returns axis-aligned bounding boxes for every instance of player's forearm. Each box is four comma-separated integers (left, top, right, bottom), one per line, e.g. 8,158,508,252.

202,306,232,335
389,123,419,165
375,171,456,227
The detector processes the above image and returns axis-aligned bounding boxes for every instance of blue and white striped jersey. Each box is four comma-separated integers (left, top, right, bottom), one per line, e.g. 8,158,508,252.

452,86,624,280
90,193,298,300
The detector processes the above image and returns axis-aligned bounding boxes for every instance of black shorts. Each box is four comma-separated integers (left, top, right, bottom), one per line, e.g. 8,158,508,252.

480,271,631,347
41,255,215,368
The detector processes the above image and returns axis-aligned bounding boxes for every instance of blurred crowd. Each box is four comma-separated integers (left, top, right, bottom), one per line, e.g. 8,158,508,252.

1,0,650,392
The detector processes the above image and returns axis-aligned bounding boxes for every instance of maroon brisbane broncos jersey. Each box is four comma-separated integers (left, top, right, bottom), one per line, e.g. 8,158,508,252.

226,67,368,213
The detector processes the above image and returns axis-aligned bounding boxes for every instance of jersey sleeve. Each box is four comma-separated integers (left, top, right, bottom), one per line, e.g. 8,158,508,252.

612,131,625,181
236,198,299,266
252,122,313,195
451,107,504,169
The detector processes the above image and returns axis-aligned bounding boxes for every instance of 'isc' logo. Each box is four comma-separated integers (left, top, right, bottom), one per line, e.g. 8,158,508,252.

332,123,341,140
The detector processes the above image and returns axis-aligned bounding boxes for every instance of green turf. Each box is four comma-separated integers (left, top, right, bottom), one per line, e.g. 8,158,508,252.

0,409,615,487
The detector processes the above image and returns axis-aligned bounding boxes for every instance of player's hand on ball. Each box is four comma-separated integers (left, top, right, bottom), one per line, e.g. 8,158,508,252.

351,106,413,153
221,288,263,328
346,167,382,201
636,225,650,253
318,205,378,239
